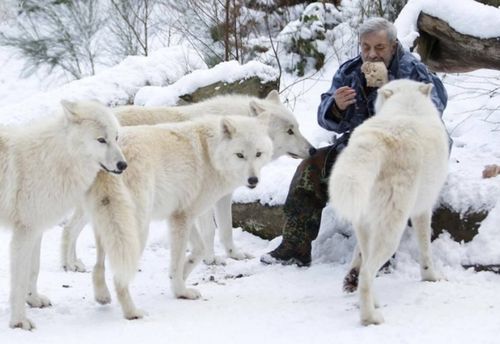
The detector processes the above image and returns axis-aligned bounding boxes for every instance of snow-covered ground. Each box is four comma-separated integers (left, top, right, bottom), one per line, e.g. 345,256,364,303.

1,1,500,342
2,223,500,344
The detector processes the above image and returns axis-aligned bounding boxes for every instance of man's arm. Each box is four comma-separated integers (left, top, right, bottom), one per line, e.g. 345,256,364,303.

317,70,347,133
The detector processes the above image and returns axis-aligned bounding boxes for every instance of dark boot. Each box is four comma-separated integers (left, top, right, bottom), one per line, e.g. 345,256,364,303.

261,135,349,266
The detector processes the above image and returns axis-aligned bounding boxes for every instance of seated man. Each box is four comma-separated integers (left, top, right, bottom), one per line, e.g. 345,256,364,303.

261,17,448,267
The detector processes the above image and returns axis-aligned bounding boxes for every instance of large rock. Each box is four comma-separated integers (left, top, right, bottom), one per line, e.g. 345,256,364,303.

232,203,284,240
232,202,487,243
431,206,487,242
178,76,279,104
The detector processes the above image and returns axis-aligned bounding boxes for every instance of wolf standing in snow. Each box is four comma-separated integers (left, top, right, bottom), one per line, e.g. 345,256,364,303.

1,100,127,330
84,115,273,319
328,79,449,325
61,90,315,271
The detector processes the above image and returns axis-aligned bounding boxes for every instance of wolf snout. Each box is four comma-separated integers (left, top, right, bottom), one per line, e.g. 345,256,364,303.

116,160,128,172
247,176,259,188
309,147,317,156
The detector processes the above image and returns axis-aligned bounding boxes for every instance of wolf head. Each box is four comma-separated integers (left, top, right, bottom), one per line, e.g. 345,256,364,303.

249,90,316,160
61,100,128,174
374,79,434,114
212,115,273,189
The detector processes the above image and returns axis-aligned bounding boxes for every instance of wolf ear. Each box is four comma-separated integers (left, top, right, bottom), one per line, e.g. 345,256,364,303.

221,118,236,139
61,100,80,122
256,112,271,127
419,83,433,96
249,100,267,117
378,88,393,100
265,89,281,104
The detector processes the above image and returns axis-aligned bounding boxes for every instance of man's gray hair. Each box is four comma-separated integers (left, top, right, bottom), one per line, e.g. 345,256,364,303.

359,17,397,43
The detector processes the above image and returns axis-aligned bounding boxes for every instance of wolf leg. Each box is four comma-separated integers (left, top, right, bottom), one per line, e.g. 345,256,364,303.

26,234,51,308
199,210,224,265
357,216,407,325
111,208,148,320
114,277,144,320
92,234,111,304
183,224,205,280
169,214,201,300
412,211,441,282
61,206,87,272
9,227,38,330
216,193,252,260
356,225,384,326
343,244,361,293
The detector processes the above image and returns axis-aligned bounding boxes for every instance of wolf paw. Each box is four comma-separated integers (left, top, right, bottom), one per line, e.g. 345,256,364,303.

176,288,201,300
361,310,384,326
26,293,52,308
228,248,253,260
95,289,112,304
421,268,442,282
124,308,145,320
63,259,86,272
10,317,36,331
342,268,359,293
203,255,226,266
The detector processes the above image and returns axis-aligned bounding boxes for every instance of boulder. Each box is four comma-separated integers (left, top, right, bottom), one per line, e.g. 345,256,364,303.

431,206,487,242
232,202,487,243
178,76,279,104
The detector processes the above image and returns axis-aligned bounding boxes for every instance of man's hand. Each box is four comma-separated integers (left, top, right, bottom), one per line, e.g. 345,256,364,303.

335,86,357,111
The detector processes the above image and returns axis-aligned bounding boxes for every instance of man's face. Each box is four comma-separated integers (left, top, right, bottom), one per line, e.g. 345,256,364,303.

360,30,397,67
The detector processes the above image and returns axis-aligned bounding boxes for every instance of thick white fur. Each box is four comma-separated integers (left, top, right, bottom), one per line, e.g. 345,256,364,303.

61,90,314,271
328,79,449,326
2,100,126,330
84,115,273,319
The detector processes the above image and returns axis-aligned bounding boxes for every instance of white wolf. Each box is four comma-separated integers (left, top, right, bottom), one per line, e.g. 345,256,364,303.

61,90,314,271
84,115,273,319
328,79,449,326
1,100,126,330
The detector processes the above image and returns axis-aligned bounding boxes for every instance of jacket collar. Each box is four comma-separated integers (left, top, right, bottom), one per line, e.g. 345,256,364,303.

387,42,406,79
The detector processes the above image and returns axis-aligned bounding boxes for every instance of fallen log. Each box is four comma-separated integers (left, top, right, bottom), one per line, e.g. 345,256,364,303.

416,12,500,72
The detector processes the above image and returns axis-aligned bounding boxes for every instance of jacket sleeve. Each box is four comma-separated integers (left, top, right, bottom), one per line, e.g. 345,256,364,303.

317,69,346,132
410,63,448,115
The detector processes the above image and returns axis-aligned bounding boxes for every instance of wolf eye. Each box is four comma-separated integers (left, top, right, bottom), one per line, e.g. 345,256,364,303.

256,152,262,157
97,137,107,144
236,153,244,159
115,136,119,142
287,128,294,135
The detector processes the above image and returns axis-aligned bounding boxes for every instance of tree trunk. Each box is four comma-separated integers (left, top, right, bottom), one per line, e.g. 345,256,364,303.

224,0,231,61
416,12,500,72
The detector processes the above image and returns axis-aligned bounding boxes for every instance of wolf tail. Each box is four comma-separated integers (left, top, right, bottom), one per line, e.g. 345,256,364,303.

86,172,142,286
328,133,383,223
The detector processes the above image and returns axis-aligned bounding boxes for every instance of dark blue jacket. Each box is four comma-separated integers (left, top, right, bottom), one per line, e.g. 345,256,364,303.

317,43,448,134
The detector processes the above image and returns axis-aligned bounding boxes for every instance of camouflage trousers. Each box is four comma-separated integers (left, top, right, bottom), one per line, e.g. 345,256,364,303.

268,133,350,265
